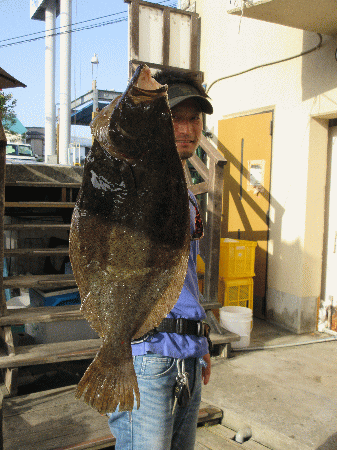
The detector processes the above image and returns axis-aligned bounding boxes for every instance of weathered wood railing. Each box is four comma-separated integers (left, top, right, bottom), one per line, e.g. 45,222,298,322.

186,134,229,335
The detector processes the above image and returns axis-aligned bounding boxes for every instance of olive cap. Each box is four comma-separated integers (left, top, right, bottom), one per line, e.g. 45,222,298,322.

167,83,213,114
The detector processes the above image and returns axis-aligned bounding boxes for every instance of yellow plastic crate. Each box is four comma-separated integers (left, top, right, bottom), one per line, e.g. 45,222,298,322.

219,239,257,279
218,277,254,309
197,255,205,294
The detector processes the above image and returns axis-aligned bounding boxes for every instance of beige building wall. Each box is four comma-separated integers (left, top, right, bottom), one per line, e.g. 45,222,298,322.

194,0,337,332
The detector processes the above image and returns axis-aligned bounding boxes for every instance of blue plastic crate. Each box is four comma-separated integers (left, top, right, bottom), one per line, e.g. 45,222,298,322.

29,287,80,307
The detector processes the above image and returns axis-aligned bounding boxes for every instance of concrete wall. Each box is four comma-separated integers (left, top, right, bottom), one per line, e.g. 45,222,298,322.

194,0,337,332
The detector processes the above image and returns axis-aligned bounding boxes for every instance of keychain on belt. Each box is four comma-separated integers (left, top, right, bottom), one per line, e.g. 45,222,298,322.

172,359,191,414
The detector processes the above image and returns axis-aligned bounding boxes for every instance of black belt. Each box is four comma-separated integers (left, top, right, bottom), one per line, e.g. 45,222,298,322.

155,318,209,337
132,318,210,344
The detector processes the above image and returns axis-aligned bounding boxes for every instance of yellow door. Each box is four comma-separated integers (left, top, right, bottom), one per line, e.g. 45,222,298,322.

218,112,273,318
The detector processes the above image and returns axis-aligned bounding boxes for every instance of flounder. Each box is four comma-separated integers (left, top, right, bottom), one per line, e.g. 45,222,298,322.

69,65,190,414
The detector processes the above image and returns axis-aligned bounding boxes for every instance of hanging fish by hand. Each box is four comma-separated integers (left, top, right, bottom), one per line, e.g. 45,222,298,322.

69,64,190,414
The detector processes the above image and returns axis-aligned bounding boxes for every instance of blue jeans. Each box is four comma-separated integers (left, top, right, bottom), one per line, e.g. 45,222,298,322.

108,354,202,450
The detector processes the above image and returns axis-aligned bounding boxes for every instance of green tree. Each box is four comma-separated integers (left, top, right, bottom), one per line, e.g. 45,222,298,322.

0,92,17,131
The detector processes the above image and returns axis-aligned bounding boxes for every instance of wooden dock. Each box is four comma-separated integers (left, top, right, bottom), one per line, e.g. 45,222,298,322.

2,388,223,450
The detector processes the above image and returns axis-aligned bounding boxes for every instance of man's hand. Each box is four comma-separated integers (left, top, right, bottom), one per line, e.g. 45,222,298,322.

202,353,211,385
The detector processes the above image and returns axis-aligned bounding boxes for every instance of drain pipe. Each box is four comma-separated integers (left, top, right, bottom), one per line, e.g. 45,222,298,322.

231,335,337,352
234,427,252,443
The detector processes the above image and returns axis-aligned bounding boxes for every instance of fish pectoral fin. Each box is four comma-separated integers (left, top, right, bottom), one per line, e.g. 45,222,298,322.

75,342,139,414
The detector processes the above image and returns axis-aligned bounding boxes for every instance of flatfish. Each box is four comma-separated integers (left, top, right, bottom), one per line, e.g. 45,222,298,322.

69,65,190,414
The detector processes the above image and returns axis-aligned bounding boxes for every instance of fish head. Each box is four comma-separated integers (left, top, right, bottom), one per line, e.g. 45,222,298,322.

90,65,174,163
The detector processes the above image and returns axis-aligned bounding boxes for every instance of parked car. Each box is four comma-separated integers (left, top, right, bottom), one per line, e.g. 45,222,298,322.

6,143,42,164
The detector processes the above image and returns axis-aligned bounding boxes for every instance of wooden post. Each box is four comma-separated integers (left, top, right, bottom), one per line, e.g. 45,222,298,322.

197,135,226,306
0,112,7,316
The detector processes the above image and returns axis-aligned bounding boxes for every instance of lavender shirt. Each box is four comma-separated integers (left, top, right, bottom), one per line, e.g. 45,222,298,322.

132,192,208,359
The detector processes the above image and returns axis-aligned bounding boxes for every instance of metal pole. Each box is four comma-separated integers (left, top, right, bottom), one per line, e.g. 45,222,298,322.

45,1,56,163
59,0,72,165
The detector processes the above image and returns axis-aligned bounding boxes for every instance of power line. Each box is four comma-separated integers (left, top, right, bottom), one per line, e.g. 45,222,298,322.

0,0,178,50
0,16,128,49
0,11,127,44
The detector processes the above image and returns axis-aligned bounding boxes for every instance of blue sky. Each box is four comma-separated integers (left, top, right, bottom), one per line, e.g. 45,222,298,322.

1,0,177,138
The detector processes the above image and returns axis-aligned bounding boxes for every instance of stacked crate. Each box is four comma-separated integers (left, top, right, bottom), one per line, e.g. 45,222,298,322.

218,239,257,310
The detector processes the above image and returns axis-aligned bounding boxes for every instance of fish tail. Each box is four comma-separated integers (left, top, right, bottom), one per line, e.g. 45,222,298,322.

75,346,140,414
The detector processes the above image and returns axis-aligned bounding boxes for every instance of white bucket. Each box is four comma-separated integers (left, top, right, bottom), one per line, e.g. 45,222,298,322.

220,306,253,349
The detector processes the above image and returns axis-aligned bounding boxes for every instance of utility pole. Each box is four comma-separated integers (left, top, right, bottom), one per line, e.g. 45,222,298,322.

59,0,72,165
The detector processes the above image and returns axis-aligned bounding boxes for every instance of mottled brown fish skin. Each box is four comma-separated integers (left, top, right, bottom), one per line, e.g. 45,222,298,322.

69,65,190,414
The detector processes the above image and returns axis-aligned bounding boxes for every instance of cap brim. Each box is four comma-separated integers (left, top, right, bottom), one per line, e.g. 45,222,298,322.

167,83,213,114
169,94,213,114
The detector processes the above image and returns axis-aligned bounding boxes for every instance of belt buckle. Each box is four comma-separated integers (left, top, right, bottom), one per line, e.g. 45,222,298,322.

202,322,210,338
177,317,185,334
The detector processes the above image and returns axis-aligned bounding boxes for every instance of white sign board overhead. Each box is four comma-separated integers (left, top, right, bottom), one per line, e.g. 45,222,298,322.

125,0,200,74
138,6,192,69
30,0,60,21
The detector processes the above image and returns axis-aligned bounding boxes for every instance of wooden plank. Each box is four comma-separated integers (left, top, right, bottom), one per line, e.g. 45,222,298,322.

209,331,240,345
190,15,201,71
0,305,82,326
203,160,225,306
197,404,223,425
163,8,170,67
5,182,81,188
4,248,69,257
4,368,18,397
0,338,101,368
3,385,114,450
201,301,223,310
3,386,222,450
0,115,7,316
128,0,140,74
4,223,71,230
189,153,209,182
61,187,67,203
189,181,209,195
5,202,75,208
196,424,243,450
200,134,227,165
0,326,15,357
3,273,76,289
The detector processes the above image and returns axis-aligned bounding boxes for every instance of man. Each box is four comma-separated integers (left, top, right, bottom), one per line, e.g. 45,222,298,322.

108,68,213,450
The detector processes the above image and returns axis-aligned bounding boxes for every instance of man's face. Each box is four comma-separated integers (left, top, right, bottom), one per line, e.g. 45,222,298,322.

171,98,203,162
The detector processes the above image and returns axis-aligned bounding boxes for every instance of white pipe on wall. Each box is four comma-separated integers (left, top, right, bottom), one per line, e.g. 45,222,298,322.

59,0,72,165
45,2,56,163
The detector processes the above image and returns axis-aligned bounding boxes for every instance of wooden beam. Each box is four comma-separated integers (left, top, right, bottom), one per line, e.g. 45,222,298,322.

200,134,227,165
5,181,81,188
203,160,225,305
5,202,75,208
163,8,170,67
4,248,70,257
3,274,76,290
189,181,208,196
0,327,15,357
128,0,140,77
0,114,7,316
0,338,102,368
0,305,82,326
4,224,70,230
190,15,201,72
188,153,209,181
